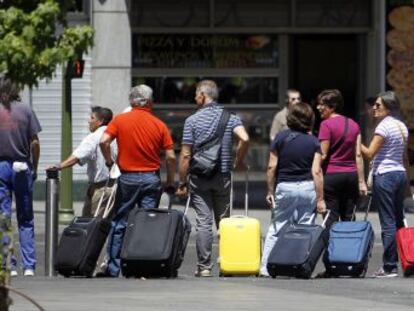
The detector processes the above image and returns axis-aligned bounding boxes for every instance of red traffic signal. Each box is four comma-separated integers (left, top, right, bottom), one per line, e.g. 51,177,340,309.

67,59,85,79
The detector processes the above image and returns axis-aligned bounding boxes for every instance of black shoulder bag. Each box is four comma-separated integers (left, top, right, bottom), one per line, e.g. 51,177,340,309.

189,110,231,178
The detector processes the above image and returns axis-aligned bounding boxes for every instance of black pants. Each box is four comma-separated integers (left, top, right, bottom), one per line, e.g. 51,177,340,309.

324,172,359,229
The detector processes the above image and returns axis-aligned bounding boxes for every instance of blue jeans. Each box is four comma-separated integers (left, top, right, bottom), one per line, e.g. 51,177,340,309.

260,180,316,276
106,172,161,276
0,160,36,270
373,171,406,271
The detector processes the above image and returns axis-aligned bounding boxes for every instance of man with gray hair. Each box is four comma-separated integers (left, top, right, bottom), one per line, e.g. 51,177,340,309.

98,84,176,277
176,79,249,277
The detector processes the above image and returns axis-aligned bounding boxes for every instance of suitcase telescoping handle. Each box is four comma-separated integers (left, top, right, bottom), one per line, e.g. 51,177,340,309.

321,209,331,228
94,166,118,218
308,209,331,228
363,194,372,222
229,167,249,217
184,195,190,216
350,193,372,222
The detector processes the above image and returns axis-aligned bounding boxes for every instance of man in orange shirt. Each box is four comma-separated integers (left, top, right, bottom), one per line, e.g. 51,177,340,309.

99,84,176,277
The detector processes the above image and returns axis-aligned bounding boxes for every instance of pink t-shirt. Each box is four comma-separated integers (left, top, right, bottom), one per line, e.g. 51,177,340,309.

318,115,360,174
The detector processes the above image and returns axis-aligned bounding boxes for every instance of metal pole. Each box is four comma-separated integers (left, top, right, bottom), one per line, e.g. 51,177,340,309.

59,64,74,224
45,169,59,277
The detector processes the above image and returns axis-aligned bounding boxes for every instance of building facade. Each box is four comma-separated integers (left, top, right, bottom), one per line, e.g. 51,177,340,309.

32,0,402,185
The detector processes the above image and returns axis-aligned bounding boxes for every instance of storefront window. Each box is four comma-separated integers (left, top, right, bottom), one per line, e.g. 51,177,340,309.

132,33,279,172
130,0,210,28
131,77,278,104
296,0,372,27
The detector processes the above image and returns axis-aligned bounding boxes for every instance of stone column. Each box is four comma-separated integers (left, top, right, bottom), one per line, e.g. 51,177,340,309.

92,0,131,113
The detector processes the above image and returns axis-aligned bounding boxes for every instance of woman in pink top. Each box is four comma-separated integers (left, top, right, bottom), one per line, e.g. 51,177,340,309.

317,89,367,228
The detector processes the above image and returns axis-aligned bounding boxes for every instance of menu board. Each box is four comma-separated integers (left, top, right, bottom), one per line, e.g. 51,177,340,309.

386,1,414,128
132,34,278,69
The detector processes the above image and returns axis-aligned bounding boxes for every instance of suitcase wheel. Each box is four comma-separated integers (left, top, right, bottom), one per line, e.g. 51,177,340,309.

219,273,233,277
166,270,178,279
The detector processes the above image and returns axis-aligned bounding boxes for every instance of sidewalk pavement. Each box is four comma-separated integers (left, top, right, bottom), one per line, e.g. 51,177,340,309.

7,201,414,311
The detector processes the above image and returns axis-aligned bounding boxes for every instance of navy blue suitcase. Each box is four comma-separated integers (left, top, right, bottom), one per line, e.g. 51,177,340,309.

323,196,374,278
266,212,330,279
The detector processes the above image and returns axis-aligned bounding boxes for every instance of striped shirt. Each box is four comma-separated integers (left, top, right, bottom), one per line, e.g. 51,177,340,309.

373,116,408,175
182,103,243,173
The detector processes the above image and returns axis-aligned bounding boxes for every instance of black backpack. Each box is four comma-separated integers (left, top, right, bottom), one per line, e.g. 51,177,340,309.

189,110,230,178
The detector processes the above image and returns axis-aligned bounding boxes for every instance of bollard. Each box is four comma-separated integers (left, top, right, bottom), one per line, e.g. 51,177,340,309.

45,169,59,277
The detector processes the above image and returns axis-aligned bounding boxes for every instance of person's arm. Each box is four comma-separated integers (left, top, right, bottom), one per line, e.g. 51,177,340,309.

176,144,192,198
361,134,384,160
266,151,278,207
100,132,115,167
164,149,176,188
269,113,282,142
320,140,330,163
312,152,326,214
31,134,40,179
355,134,368,196
47,155,80,171
233,126,249,171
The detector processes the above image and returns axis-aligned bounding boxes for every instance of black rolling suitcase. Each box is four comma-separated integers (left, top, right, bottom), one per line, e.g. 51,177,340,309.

120,197,191,278
267,211,330,279
55,181,117,277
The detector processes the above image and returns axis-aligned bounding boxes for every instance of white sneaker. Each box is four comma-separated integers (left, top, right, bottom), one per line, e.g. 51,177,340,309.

371,267,398,278
23,269,35,277
10,270,18,277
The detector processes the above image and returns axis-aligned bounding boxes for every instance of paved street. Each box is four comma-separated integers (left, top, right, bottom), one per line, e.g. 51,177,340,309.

8,201,414,311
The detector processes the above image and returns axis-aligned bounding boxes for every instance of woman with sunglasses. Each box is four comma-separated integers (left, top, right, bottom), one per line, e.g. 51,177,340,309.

361,91,408,278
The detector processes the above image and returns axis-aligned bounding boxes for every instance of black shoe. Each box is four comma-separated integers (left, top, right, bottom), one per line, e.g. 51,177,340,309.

95,271,116,278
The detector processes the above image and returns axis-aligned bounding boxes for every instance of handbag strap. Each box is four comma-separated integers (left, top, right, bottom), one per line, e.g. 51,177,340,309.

393,119,407,145
329,117,349,155
195,109,230,151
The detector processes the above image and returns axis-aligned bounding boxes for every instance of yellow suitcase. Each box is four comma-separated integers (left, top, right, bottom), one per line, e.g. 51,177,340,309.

219,171,261,276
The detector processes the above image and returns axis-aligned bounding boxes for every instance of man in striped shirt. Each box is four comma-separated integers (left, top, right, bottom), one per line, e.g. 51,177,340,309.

176,80,249,277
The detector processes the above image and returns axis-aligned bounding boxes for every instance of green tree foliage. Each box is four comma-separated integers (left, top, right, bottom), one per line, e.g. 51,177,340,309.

0,214,12,310
0,0,93,87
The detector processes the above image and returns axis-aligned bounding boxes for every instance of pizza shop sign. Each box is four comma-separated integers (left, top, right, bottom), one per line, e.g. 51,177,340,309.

132,34,278,69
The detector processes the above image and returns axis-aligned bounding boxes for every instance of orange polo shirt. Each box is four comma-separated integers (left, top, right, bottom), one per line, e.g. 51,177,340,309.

105,107,174,172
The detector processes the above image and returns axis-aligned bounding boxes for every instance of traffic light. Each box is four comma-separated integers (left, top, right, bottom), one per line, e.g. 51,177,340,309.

67,59,85,79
